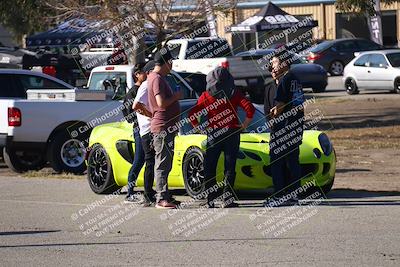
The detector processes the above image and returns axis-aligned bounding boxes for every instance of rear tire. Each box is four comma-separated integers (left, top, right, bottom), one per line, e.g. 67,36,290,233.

394,78,400,94
345,78,359,95
319,177,335,195
48,129,88,174
329,60,344,76
87,144,121,194
3,147,46,173
183,147,206,199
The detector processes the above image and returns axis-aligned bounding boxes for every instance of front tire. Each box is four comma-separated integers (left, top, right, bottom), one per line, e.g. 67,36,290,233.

345,78,359,95
319,177,335,195
329,60,344,76
48,130,88,174
183,147,206,199
3,147,46,173
87,144,121,194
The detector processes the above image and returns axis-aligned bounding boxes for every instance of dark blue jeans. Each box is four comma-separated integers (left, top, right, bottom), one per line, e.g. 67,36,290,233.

270,147,302,197
204,129,240,202
127,129,145,196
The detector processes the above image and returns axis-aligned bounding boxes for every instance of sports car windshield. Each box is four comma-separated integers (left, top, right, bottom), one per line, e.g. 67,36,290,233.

386,53,400,67
179,105,270,135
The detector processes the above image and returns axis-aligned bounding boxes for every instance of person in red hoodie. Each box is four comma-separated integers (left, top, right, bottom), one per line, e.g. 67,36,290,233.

189,67,255,208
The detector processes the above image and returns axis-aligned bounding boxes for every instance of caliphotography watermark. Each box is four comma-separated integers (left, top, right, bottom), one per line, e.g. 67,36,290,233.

249,178,328,238
159,180,233,237
70,183,142,237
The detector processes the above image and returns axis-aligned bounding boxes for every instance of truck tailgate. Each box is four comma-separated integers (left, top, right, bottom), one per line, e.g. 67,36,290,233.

9,100,125,143
0,99,12,135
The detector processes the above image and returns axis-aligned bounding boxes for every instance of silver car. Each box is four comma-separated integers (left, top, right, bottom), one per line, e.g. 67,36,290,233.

343,49,400,95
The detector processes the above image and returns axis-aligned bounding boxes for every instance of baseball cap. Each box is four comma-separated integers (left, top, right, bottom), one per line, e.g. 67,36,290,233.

206,66,235,99
143,60,155,73
154,48,173,66
133,62,146,73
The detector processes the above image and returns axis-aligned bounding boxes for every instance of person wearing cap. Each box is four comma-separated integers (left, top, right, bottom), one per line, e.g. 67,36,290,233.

125,60,158,207
189,66,255,208
264,49,305,207
147,48,182,209
124,62,148,204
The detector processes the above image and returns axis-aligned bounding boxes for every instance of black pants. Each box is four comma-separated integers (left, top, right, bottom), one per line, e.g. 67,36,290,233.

204,129,240,203
270,147,302,197
141,133,155,199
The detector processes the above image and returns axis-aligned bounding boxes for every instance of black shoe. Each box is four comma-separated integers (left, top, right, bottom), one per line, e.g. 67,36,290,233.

263,196,290,208
199,200,215,208
124,193,144,204
144,192,157,203
169,197,181,206
141,197,155,207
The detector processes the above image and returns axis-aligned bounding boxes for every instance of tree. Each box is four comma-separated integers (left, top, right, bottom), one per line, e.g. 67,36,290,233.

0,0,53,46
45,0,237,64
336,0,400,15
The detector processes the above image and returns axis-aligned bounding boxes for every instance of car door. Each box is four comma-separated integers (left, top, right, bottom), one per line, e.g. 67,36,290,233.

365,54,393,89
333,41,359,65
351,54,370,88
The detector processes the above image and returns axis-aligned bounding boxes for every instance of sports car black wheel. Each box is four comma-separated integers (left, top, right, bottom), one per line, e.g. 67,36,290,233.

87,144,121,194
319,177,335,195
345,78,359,95
183,147,206,199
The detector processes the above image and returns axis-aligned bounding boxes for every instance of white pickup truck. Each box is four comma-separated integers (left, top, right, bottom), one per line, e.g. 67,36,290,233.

1,66,201,174
166,37,267,95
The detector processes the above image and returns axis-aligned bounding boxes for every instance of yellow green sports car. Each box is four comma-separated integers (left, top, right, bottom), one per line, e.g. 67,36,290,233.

86,99,336,197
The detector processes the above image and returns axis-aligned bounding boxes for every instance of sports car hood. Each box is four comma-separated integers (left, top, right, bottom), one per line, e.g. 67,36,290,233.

240,131,322,145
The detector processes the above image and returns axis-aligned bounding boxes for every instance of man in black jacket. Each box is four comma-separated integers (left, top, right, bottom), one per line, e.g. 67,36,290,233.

264,49,305,207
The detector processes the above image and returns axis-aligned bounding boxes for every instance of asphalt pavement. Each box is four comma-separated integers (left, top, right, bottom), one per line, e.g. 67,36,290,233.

1,76,400,266
0,175,399,266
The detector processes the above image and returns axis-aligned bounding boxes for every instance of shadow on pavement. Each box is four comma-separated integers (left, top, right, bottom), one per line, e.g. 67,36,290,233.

0,230,61,236
336,168,371,173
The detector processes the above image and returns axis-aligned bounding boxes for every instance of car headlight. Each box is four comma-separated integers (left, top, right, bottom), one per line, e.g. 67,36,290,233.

318,133,332,156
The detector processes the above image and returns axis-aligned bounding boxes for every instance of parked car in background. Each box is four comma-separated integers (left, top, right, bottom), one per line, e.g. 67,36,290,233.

305,38,383,76
164,37,269,100
343,49,400,95
236,49,328,94
0,69,73,99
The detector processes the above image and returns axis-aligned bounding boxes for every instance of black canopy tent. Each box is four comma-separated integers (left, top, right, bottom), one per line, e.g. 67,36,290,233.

228,1,318,50
26,19,157,51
